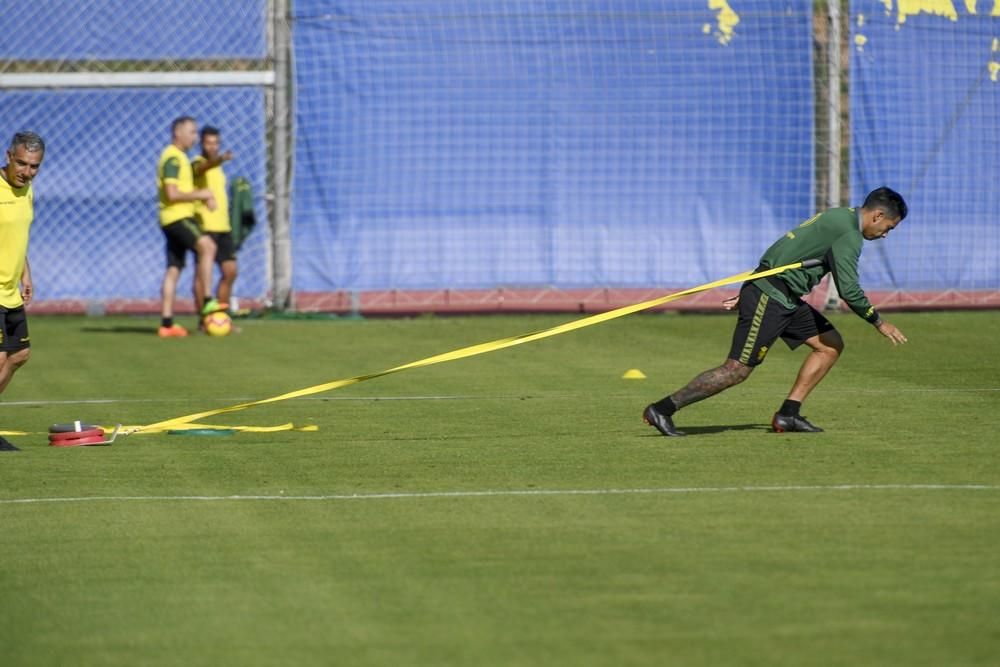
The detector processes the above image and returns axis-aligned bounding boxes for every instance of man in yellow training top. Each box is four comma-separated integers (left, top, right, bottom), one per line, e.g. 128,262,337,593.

156,116,218,337
192,125,237,313
0,131,44,397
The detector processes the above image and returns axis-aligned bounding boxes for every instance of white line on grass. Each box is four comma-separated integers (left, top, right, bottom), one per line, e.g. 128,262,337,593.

2,484,998,505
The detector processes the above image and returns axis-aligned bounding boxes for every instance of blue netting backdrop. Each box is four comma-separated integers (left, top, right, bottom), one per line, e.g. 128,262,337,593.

0,1,266,60
291,1,816,292
6,1,997,305
851,3,999,290
0,88,269,301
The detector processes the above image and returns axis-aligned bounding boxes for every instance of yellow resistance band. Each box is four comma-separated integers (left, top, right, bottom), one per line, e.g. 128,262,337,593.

135,261,815,434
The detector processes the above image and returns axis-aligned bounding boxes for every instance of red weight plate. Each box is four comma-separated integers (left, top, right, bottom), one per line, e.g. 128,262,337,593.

49,428,105,442
49,435,108,447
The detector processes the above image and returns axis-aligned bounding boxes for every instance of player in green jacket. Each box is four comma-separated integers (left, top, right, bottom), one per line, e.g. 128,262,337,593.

643,187,909,436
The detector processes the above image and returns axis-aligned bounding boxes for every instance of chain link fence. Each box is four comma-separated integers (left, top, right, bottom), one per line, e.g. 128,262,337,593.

3,2,997,315
0,0,290,313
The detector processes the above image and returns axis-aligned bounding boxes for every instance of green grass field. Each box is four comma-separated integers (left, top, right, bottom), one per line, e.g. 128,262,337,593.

2,311,999,666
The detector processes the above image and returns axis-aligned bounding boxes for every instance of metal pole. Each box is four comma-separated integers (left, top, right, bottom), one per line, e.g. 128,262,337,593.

827,0,841,210
824,1,843,309
271,0,293,310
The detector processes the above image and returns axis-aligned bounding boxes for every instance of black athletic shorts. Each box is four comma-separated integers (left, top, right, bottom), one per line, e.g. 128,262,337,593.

162,217,203,269
0,305,30,352
727,283,835,367
207,231,236,263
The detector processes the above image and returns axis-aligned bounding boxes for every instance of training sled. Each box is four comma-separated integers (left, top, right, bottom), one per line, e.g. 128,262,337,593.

48,422,122,447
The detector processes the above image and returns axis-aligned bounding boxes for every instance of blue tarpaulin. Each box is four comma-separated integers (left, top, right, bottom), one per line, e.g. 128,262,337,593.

851,1,999,289
291,1,816,291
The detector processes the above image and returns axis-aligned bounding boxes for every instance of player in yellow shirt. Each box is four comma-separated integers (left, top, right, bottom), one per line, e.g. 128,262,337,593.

0,131,44,399
192,126,237,313
157,117,218,337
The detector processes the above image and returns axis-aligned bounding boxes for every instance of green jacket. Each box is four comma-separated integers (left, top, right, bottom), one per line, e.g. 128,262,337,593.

228,177,256,250
753,207,879,324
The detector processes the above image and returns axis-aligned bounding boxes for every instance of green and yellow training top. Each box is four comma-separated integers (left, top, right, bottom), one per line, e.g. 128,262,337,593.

192,155,230,233
157,144,195,226
0,174,33,308
754,207,880,324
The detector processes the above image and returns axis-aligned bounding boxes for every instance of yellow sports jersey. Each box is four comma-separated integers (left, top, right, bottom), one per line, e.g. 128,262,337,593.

157,144,196,226
192,155,230,232
0,175,33,308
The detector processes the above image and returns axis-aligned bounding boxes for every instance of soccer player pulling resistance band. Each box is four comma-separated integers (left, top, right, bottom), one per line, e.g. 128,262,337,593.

644,186,909,436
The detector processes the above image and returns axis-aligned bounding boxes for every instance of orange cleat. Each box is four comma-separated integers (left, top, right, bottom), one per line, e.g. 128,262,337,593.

158,324,189,338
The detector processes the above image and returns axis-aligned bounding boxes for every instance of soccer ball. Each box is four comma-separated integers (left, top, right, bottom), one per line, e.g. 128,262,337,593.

203,311,233,337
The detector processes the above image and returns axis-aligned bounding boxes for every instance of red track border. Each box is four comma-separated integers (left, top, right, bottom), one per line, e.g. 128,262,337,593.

29,288,1000,316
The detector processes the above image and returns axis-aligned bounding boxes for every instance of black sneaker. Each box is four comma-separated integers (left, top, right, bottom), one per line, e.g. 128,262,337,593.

771,413,824,433
643,404,685,437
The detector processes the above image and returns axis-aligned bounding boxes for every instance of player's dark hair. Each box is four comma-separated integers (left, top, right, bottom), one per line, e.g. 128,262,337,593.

171,116,196,136
9,130,45,154
863,186,908,221
200,125,221,142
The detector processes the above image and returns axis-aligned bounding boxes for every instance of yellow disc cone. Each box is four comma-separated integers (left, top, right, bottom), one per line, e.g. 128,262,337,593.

622,369,647,380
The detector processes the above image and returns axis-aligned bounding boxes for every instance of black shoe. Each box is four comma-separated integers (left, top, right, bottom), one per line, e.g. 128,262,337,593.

771,413,824,433
643,404,685,437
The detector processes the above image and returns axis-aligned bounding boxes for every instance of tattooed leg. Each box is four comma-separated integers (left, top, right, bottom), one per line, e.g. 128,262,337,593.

670,358,753,410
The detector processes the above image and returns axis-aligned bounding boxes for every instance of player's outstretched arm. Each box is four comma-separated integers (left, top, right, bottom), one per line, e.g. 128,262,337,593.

192,151,234,177
875,319,907,345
